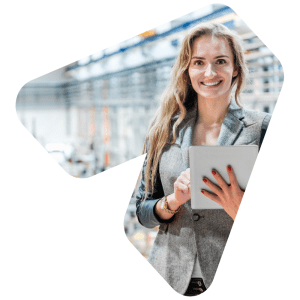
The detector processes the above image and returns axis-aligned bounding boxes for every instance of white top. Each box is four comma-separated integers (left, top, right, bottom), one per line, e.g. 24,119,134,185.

191,255,203,278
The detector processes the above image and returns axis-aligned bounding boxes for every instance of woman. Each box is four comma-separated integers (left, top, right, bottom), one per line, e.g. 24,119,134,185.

135,22,271,296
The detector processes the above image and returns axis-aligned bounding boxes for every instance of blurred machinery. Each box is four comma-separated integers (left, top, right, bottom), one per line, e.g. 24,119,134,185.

16,5,282,174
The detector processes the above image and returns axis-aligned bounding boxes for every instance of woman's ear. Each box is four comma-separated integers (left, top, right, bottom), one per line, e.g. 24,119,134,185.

232,68,238,78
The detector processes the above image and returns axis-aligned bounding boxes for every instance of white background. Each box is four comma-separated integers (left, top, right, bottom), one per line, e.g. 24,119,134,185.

0,0,299,299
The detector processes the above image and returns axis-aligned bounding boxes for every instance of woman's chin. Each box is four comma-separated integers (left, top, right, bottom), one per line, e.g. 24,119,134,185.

196,89,232,101
197,93,226,101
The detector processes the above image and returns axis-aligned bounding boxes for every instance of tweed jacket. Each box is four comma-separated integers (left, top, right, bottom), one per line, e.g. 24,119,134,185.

136,101,271,295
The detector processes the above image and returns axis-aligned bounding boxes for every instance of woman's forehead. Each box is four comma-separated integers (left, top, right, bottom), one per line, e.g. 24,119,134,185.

191,35,233,58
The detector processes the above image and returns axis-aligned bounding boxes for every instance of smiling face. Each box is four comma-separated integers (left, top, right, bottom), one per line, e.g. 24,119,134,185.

188,35,238,102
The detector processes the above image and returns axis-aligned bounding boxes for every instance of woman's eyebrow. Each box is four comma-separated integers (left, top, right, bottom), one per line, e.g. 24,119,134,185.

215,55,229,59
191,56,205,60
191,55,229,60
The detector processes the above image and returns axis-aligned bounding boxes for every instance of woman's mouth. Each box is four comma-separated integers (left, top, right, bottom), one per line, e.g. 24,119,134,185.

201,80,222,86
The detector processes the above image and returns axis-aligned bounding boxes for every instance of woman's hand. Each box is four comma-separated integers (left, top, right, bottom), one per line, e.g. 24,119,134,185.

155,168,191,220
171,168,191,209
201,166,244,220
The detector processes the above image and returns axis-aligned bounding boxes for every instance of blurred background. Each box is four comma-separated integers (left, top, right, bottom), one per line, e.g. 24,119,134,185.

16,4,282,259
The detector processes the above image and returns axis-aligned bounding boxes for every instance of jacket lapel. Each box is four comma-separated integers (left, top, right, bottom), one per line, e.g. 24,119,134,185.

217,101,245,146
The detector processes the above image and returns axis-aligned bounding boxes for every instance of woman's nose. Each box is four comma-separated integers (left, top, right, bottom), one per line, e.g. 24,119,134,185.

204,64,217,78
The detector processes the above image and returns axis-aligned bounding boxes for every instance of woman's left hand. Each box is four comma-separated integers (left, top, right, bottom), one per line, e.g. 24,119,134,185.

201,166,244,220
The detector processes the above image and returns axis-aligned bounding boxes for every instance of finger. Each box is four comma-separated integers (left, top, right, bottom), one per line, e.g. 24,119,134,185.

186,168,190,180
187,182,191,194
211,169,229,190
201,189,220,204
202,177,222,195
180,169,190,181
177,177,190,186
226,165,239,187
174,181,190,194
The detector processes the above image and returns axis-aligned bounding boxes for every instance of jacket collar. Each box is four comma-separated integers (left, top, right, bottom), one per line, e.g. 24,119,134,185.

178,100,245,168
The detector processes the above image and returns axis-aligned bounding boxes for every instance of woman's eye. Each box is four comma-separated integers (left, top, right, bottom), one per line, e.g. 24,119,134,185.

216,59,226,65
195,61,204,66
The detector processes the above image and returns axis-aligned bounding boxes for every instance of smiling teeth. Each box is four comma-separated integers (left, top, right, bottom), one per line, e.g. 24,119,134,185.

203,81,221,86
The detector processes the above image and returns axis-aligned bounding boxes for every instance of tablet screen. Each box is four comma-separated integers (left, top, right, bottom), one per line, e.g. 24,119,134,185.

189,146,258,209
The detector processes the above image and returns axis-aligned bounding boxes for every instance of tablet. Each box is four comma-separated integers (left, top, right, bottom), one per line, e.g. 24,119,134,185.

189,146,258,209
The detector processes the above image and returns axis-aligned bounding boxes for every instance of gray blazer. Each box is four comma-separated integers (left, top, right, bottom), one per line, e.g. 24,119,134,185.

136,101,271,295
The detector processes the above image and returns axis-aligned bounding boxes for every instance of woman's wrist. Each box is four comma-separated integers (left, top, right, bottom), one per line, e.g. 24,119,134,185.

154,193,180,221
166,193,180,211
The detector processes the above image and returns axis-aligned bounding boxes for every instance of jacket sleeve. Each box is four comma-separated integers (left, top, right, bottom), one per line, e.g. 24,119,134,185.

135,153,175,228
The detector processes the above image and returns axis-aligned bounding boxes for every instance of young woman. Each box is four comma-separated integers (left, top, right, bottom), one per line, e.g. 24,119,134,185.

135,23,271,296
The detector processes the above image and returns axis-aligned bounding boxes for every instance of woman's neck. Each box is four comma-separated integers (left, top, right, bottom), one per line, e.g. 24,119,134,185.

197,96,231,127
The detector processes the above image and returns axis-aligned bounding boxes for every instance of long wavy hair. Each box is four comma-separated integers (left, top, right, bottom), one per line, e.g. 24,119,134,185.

142,22,248,200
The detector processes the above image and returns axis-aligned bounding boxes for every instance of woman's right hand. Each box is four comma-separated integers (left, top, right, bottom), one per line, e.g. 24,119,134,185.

168,168,191,210
155,168,191,220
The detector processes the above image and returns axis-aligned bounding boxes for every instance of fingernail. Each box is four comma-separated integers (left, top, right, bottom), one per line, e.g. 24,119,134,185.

227,166,232,171
203,178,207,183
212,170,216,175
201,190,204,194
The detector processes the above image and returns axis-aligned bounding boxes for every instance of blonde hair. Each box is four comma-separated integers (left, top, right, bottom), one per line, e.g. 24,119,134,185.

142,22,248,200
